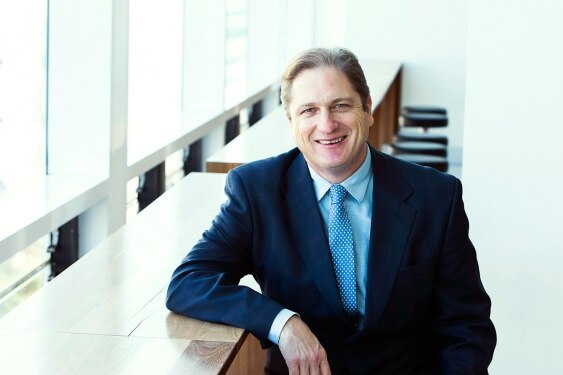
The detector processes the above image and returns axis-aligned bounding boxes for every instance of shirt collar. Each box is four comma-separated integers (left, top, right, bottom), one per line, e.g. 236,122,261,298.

308,146,372,203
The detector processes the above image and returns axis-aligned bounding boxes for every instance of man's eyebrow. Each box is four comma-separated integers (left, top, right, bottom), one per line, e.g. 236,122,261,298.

295,97,355,109
293,102,317,114
330,96,355,104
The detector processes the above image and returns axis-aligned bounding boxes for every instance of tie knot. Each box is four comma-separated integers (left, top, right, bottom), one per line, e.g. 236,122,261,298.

330,184,348,206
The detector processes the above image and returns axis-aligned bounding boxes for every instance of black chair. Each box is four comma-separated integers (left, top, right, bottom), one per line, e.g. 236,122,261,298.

401,112,448,129
390,105,449,172
390,141,447,158
396,110,448,145
394,129,448,145
393,154,448,173
401,105,447,115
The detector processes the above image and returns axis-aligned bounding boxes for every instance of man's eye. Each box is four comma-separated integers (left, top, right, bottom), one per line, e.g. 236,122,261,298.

334,103,350,111
301,108,316,114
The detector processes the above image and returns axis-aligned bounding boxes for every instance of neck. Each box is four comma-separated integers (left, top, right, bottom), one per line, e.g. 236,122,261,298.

307,146,369,184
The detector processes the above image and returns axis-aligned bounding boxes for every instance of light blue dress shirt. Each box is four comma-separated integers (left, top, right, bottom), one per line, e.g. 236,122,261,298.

268,147,373,344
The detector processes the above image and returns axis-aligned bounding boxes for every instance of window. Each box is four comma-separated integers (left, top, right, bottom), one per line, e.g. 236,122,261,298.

0,2,48,192
128,0,184,165
225,0,248,107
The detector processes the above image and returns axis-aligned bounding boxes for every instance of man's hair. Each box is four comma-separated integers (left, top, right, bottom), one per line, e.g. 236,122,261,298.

280,47,371,118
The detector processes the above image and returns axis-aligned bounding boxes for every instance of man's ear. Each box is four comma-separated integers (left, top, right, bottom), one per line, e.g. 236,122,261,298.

365,96,373,114
366,96,374,127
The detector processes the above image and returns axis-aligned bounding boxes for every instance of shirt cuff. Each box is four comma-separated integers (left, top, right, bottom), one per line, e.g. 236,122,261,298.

267,308,298,345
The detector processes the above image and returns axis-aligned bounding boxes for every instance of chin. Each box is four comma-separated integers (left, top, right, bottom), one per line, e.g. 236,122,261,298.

321,161,347,172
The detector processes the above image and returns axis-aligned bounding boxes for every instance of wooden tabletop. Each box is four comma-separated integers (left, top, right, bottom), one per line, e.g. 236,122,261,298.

206,107,293,173
361,60,402,111
0,173,230,336
0,330,239,375
0,172,264,374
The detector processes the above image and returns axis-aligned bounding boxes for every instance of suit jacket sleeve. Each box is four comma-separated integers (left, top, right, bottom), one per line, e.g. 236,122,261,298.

433,178,496,373
166,169,284,344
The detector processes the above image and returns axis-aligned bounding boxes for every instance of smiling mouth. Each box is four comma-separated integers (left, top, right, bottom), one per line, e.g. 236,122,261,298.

317,136,346,145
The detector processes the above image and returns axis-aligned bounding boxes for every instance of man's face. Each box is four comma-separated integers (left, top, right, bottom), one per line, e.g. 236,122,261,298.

288,67,373,183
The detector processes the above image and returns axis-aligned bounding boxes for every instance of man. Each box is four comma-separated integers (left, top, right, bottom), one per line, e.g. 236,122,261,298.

166,47,496,374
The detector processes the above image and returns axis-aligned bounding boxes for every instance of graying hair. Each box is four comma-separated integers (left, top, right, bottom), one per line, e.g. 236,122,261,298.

280,47,371,118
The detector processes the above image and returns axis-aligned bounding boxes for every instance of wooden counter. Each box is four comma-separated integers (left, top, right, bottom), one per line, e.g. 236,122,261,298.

206,107,292,173
0,172,263,374
363,60,403,148
0,330,239,375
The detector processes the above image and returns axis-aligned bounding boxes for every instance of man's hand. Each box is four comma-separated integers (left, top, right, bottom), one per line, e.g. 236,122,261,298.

278,315,331,375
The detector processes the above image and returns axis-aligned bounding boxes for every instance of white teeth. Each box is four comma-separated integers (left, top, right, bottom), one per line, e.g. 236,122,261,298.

319,137,344,145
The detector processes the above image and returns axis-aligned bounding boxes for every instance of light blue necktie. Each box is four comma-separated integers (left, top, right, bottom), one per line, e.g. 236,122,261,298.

328,184,357,317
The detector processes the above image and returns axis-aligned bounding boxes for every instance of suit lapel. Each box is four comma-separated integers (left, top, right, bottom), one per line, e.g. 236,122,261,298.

280,154,350,322
364,149,416,327
280,149,417,329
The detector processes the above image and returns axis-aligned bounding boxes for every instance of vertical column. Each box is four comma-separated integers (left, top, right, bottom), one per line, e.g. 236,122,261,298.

107,0,129,232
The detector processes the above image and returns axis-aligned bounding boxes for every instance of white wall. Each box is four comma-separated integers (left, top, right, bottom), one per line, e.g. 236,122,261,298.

316,0,468,158
314,0,347,47
283,0,315,65
463,1,563,373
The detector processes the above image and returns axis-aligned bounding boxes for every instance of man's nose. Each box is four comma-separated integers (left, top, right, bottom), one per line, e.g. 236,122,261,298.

317,109,338,133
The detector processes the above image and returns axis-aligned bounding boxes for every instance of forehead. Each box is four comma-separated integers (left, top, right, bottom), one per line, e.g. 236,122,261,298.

290,67,359,106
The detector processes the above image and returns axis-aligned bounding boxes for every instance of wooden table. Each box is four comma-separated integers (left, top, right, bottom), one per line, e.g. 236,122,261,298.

206,61,402,174
362,60,403,149
207,107,292,173
0,330,240,374
0,173,263,374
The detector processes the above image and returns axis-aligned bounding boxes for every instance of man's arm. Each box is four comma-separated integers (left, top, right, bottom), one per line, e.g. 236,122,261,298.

165,169,285,343
432,178,496,374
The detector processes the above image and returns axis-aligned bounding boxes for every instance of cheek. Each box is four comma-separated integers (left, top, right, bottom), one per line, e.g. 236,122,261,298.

289,124,297,139
292,119,313,141
353,113,371,135
289,121,300,139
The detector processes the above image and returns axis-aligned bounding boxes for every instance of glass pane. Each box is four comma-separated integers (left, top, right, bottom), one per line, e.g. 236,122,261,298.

224,0,248,107
0,2,48,192
128,0,184,164
0,236,49,318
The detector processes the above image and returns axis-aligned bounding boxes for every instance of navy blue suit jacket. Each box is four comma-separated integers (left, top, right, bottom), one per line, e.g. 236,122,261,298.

166,146,496,374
